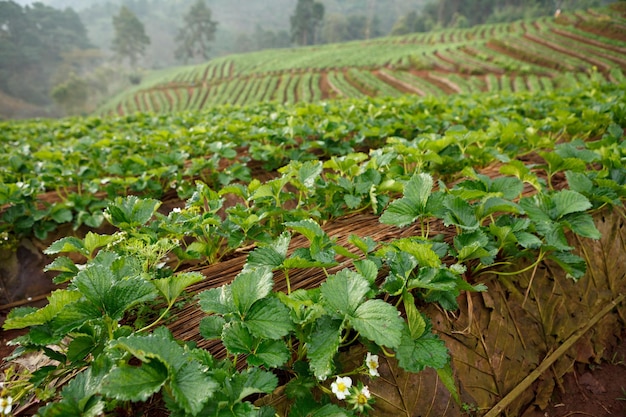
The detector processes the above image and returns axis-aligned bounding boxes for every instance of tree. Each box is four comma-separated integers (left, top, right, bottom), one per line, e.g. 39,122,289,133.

51,72,88,115
111,6,150,67
0,1,92,107
174,0,218,64
290,0,325,46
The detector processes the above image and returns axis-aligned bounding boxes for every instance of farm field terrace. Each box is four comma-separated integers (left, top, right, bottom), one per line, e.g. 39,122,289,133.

97,4,626,116
1,78,626,415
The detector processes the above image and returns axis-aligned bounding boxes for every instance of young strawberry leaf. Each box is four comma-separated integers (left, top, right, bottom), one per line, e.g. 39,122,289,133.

102,359,168,402
170,361,218,415
350,299,404,348
197,286,235,315
199,315,226,340
320,269,370,316
247,339,291,368
403,291,426,339
152,272,204,307
73,264,157,321
443,195,479,232
379,172,434,227
44,236,89,258
3,290,82,330
244,297,294,339
306,316,343,380
395,324,449,373
231,267,274,316
104,196,161,229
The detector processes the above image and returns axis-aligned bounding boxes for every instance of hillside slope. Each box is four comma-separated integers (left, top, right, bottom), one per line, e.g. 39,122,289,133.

98,5,626,116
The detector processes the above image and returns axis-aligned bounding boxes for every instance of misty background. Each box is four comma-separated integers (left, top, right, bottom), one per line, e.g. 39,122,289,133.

1,0,613,119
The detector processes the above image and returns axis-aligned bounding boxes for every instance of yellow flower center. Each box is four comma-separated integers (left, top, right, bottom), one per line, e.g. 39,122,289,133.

357,393,368,405
337,382,346,391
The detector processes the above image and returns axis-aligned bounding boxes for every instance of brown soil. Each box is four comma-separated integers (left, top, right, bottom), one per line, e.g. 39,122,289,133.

522,331,626,417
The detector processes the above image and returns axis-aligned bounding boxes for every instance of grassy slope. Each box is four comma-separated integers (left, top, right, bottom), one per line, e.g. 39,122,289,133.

97,5,626,116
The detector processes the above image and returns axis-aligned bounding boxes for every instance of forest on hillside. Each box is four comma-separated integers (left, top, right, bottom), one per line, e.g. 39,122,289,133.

1,0,618,119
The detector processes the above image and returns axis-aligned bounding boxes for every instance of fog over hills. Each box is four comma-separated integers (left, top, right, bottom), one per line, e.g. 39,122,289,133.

12,0,421,67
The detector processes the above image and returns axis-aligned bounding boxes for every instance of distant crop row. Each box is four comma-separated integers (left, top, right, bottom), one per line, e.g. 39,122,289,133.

97,6,626,116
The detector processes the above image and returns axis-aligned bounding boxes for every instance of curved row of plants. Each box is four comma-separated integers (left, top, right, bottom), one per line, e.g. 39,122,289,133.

1,78,623,248
1,77,625,415
96,5,626,115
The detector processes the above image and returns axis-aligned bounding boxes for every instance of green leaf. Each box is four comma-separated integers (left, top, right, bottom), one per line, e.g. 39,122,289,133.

153,272,204,306
443,195,479,231
344,194,362,209
244,297,294,339
3,290,82,329
45,256,80,284
351,299,403,348
248,339,290,368
479,197,522,219
51,207,73,223
403,292,426,339
499,160,542,191
491,176,524,200
197,286,235,315
562,212,601,239
170,361,218,415
297,160,324,190
101,360,168,402
51,301,104,335
396,325,449,372
40,367,107,417
223,322,256,354
73,265,157,320
236,368,279,403
245,232,290,270
199,316,226,340
105,196,161,228
44,256,79,274
404,172,434,209
549,251,588,280
379,173,435,227
285,218,325,241
515,232,543,249
67,335,97,363
113,328,187,372
551,189,592,218
354,259,378,285
379,199,419,227
44,236,88,257
306,316,343,380
391,238,442,268
436,363,460,404
320,269,370,316
231,267,274,316
565,171,593,194
408,267,457,292
83,232,118,256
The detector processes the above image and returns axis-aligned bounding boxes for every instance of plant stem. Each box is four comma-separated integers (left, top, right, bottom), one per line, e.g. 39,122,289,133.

284,269,292,295
139,303,173,333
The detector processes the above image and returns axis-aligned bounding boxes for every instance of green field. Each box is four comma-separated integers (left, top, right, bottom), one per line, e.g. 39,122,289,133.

97,5,626,115
1,4,626,417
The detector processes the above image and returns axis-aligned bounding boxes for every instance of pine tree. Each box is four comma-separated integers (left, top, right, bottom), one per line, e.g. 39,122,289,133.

174,0,218,64
290,0,325,46
111,6,150,68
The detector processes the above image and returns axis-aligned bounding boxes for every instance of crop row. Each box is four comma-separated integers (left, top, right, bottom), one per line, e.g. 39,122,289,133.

3,80,625,247
3,78,626,416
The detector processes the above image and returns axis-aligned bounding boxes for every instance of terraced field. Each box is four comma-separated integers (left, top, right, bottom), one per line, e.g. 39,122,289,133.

99,5,626,116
